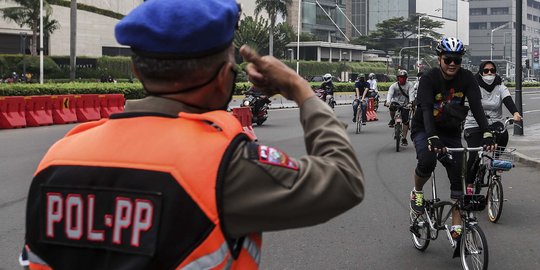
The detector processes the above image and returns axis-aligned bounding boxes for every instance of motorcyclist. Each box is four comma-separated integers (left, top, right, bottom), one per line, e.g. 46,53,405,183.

385,70,414,146
244,85,271,117
352,75,369,124
321,73,335,96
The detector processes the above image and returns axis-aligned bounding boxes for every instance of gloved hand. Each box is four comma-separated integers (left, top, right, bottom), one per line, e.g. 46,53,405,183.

427,136,445,153
482,132,497,151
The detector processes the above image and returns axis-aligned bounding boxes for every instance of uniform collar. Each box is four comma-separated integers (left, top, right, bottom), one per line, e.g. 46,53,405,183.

124,96,209,116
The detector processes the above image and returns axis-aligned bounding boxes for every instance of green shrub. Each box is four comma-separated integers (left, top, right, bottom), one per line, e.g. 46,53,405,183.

282,61,388,80
0,82,145,99
17,56,61,75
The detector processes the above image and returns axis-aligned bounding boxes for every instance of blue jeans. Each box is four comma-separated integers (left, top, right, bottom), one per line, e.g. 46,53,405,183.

352,99,367,122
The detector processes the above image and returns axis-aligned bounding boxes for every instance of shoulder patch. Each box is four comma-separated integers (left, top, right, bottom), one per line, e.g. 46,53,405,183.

258,145,299,171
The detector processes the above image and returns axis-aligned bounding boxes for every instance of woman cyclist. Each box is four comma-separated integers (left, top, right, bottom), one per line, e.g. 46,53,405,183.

463,61,523,191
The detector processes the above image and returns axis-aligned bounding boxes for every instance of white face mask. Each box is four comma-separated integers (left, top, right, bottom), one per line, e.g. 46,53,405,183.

482,74,496,85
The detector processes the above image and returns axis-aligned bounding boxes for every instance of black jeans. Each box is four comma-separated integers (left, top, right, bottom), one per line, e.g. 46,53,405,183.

412,130,464,199
464,128,509,183
352,99,367,122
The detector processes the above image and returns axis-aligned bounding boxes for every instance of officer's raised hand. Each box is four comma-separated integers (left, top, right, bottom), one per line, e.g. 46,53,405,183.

240,45,314,106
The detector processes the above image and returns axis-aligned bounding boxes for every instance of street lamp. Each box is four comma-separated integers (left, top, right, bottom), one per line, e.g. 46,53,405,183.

40,0,43,84
490,22,510,60
417,15,422,72
296,0,301,74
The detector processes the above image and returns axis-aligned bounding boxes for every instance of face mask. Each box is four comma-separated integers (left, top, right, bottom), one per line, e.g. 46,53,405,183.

398,77,407,85
482,75,496,85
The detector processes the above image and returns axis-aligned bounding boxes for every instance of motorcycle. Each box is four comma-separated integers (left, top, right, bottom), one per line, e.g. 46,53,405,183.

314,88,335,109
241,94,270,126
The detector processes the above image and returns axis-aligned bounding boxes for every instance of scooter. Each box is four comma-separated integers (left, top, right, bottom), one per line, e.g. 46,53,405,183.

241,94,270,126
314,88,335,109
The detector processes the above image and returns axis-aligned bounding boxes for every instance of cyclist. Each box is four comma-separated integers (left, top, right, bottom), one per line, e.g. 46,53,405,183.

410,71,424,107
409,37,496,241
352,74,369,123
463,60,523,190
385,70,414,146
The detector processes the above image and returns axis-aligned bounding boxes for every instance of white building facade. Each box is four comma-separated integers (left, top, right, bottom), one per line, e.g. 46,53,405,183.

0,0,139,57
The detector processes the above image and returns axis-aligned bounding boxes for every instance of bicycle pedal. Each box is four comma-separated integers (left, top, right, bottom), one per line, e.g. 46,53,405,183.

409,225,421,238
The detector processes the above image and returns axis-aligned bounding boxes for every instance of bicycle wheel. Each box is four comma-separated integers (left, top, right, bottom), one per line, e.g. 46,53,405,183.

460,224,489,270
409,211,430,251
487,176,504,223
395,124,401,152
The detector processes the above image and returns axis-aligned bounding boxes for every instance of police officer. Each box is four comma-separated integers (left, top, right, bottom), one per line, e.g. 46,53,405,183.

21,0,365,269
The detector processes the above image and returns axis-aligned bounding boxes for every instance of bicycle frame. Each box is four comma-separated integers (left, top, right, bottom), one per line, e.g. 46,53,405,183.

411,147,489,270
419,147,484,246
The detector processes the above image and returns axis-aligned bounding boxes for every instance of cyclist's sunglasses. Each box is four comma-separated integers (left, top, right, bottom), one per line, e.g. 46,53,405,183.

442,56,462,65
483,68,496,74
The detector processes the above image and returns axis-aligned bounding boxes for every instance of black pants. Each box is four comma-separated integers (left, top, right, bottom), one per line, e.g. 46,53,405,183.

412,130,464,199
352,99,367,122
464,128,509,183
389,105,410,124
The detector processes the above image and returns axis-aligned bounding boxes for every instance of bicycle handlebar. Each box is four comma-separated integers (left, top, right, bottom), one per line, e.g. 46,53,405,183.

446,147,484,152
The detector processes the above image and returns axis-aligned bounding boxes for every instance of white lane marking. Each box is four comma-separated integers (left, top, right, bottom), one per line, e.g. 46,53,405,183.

524,110,540,114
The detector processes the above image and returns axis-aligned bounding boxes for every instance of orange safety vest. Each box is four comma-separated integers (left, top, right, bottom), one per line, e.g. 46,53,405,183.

25,111,261,270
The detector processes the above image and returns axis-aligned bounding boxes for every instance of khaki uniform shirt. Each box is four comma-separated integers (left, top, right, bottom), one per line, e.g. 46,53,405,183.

125,95,365,238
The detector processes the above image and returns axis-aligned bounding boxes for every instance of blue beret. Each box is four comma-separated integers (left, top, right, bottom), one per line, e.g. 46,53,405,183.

115,0,240,59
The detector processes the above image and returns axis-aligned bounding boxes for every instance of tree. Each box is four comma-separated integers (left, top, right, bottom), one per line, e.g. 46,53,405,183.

234,15,270,53
355,15,443,64
1,0,60,56
254,0,291,56
272,22,295,59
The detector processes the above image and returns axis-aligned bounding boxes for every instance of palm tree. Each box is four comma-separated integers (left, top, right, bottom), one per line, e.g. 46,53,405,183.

254,0,291,56
234,15,270,53
1,0,60,56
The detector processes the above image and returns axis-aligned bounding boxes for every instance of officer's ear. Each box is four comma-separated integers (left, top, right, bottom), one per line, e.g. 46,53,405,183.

132,64,143,81
215,61,236,94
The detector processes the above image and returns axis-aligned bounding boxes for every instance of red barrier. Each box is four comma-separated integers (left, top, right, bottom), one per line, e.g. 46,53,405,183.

99,94,125,118
366,97,378,121
51,95,77,124
75,94,101,122
25,96,53,127
232,107,257,140
0,96,27,129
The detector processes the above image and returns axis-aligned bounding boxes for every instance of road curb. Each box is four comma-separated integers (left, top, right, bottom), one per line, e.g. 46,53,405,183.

514,151,540,169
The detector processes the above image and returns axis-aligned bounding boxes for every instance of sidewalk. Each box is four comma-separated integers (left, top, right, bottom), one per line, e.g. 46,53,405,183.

507,123,540,168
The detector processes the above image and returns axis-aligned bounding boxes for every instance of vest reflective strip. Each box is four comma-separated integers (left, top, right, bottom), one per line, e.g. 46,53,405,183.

182,237,261,270
27,249,49,266
243,236,261,264
181,242,230,270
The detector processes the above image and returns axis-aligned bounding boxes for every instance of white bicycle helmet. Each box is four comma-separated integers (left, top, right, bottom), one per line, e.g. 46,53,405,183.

397,70,408,77
435,37,465,55
323,73,332,83
368,73,376,80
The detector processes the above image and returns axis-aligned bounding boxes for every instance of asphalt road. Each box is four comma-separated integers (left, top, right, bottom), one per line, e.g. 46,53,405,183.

1,91,539,269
